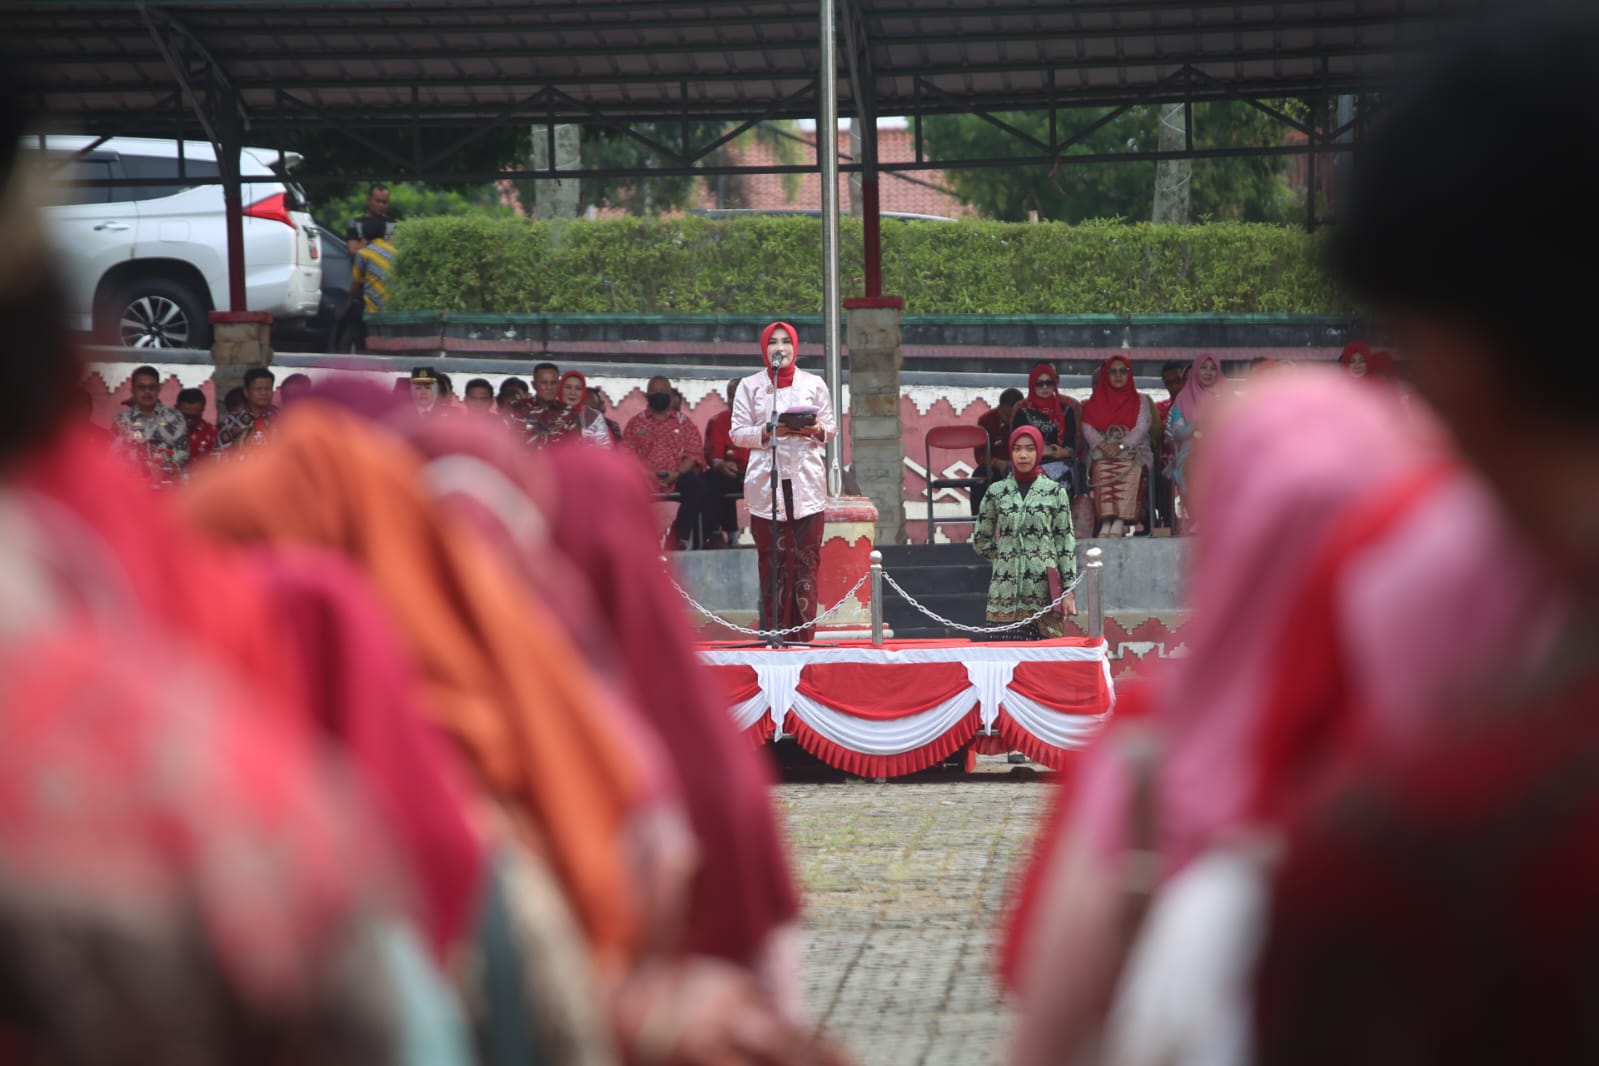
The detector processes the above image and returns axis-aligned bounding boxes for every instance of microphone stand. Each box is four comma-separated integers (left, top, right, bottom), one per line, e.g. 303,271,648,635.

764,398,783,649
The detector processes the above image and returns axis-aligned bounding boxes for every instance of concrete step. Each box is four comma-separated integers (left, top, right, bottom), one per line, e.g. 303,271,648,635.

885,570,991,599
876,543,977,567
883,591,989,636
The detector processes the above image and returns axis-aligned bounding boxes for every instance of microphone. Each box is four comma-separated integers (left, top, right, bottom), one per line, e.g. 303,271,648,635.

766,356,780,436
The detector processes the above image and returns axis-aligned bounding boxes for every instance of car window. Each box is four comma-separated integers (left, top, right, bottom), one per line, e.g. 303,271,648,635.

118,154,222,202
35,155,115,206
264,159,311,213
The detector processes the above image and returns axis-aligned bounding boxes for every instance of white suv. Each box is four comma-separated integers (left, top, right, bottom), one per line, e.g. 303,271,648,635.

28,135,322,349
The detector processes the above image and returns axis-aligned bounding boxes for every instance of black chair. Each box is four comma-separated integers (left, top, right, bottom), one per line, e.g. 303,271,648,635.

653,489,747,549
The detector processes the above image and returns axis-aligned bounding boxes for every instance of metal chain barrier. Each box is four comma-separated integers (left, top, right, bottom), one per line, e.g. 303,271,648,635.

669,567,871,640
670,558,1088,640
880,567,1088,635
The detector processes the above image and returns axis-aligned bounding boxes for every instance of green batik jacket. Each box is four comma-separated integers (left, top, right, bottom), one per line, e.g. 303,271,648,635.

972,476,1077,621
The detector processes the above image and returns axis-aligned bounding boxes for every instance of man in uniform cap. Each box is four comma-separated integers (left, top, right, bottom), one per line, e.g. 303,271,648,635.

409,366,446,416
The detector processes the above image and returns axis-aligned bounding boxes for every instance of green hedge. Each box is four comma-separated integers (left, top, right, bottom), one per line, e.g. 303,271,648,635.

388,215,1349,315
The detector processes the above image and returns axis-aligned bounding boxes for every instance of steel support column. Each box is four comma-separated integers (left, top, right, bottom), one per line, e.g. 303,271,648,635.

819,0,843,497
841,0,882,298
213,85,247,312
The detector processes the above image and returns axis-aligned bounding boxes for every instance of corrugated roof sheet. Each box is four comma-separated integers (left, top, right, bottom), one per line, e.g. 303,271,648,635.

6,0,1457,132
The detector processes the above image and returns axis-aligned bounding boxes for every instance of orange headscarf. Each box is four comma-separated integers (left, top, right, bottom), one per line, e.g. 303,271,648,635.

183,402,655,963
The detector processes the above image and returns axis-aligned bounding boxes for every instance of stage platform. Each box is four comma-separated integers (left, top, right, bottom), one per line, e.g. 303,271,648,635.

699,638,1115,779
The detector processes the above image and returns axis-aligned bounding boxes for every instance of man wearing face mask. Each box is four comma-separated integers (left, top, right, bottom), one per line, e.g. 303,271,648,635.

623,375,707,549
728,321,837,642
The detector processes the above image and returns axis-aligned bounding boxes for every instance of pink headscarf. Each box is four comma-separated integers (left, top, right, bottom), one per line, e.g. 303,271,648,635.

1073,369,1449,872
1171,353,1223,423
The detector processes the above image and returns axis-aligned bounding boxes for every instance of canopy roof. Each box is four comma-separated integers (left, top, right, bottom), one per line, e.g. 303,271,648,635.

12,0,1454,135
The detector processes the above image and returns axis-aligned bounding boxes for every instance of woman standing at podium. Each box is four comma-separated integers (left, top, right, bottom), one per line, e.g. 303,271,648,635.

973,425,1078,640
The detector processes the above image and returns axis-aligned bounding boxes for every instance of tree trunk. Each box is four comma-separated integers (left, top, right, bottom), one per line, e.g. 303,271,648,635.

530,124,581,220
848,118,863,217
1152,103,1191,224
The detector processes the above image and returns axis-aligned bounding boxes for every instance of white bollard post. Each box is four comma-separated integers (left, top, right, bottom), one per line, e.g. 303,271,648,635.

869,549,885,647
1084,546,1105,640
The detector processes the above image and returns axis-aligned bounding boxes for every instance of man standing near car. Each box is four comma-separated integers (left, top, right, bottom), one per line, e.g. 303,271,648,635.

342,216,397,353
112,365,189,484
344,183,391,255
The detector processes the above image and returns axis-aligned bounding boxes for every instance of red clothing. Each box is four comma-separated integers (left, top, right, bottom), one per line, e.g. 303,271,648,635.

545,446,800,963
624,410,703,482
15,429,485,964
189,418,218,461
760,321,799,388
751,511,826,643
976,408,1012,469
1256,662,1599,1066
1081,355,1143,432
1015,364,1069,441
704,409,750,471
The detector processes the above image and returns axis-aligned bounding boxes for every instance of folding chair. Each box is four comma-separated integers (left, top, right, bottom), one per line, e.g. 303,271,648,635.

924,425,991,542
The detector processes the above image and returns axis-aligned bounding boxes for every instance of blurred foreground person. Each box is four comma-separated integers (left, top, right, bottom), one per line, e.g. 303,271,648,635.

541,445,803,996
184,389,843,1066
1254,12,1599,1066
1007,366,1565,1065
0,84,471,1066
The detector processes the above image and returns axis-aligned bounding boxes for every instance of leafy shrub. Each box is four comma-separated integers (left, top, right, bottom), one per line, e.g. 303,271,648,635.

388,216,1348,315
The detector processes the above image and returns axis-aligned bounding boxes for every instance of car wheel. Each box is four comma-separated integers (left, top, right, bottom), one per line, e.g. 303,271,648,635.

111,278,211,350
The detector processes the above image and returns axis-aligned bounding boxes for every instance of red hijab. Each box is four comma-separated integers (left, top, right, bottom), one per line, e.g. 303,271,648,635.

1008,425,1046,484
760,321,799,388
1080,355,1142,432
1339,341,1373,372
559,369,587,403
11,427,482,964
1015,363,1068,440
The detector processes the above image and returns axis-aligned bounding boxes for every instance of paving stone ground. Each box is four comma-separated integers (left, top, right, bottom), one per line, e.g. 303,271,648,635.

773,759,1056,1066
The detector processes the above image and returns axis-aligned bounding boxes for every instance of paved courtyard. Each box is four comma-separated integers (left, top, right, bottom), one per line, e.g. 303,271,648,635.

774,761,1056,1066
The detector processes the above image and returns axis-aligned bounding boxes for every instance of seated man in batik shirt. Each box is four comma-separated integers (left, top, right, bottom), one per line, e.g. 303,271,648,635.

218,367,279,457
111,365,190,485
624,375,707,549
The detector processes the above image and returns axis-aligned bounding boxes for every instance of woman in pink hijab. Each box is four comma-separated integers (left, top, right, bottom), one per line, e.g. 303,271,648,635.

1163,352,1224,529
1009,367,1565,1066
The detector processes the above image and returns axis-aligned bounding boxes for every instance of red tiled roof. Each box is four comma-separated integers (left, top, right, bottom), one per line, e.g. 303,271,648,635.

690,126,974,218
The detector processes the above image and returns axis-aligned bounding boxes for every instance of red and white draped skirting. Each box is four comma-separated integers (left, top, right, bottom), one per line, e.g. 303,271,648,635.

700,639,1115,778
